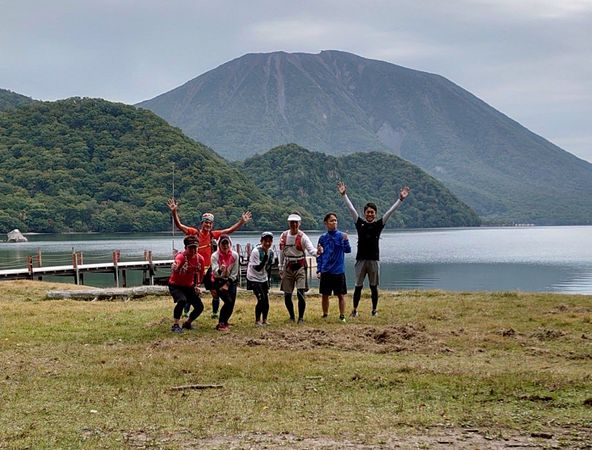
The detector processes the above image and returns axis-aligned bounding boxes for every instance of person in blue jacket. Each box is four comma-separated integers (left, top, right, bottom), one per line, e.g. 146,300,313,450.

316,212,351,322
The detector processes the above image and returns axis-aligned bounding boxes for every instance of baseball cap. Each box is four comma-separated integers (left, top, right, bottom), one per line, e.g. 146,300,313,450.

183,235,198,247
261,231,274,240
201,213,214,223
287,213,301,222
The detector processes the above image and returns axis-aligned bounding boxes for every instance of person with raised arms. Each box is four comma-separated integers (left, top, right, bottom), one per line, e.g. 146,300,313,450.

168,235,205,333
337,181,410,317
167,198,251,319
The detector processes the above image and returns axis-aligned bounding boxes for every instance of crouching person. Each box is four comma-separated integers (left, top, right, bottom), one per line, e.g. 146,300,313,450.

211,234,240,331
169,235,205,333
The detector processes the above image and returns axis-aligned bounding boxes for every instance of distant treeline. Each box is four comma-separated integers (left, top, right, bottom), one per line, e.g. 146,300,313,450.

0,98,479,233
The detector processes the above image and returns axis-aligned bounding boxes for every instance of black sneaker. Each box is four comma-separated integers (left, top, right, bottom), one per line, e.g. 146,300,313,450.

321,314,328,319
371,310,378,317
339,315,346,323
350,310,358,318
297,318,304,324
182,321,193,330
171,324,183,333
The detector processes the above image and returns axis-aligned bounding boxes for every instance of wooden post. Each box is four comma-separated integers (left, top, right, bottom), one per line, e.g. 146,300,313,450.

72,251,80,285
36,248,42,267
26,256,33,279
122,269,127,287
147,250,154,285
112,250,120,287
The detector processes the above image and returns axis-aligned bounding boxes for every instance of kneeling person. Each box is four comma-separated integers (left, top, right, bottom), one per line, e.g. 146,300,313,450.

169,235,205,333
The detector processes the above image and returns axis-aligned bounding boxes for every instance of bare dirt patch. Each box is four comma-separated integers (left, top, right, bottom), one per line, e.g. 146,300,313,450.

122,427,592,449
201,323,449,354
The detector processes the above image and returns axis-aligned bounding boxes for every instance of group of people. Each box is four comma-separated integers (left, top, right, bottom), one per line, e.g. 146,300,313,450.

166,182,410,332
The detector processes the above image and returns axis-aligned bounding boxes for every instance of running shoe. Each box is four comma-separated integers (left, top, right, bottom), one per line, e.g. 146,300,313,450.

216,323,229,332
350,310,358,318
371,310,378,317
297,318,304,324
211,312,219,319
321,314,328,319
339,315,346,323
255,321,264,327
171,324,183,333
181,321,193,330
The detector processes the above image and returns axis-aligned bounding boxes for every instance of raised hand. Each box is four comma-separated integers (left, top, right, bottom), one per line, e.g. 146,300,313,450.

399,186,410,201
241,211,252,223
337,181,347,196
167,198,178,212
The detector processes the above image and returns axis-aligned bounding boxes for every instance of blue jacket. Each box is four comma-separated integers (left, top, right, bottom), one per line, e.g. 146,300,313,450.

316,230,351,275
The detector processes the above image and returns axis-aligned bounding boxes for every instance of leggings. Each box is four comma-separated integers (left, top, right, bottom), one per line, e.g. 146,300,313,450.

284,289,306,320
218,282,237,325
252,281,270,322
169,285,204,321
353,285,379,311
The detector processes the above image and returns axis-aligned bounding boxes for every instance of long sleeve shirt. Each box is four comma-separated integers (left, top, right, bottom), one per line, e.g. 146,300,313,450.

316,229,351,274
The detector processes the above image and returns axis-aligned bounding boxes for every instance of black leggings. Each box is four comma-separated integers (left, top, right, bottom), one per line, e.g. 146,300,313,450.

353,285,379,311
218,282,237,325
252,281,270,321
169,285,204,321
284,289,306,320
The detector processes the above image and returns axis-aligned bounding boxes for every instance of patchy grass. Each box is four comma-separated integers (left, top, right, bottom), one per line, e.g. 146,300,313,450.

1,281,591,449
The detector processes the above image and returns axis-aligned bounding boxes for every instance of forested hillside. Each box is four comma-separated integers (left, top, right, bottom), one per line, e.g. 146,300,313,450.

241,144,481,228
0,99,480,233
0,98,291,232
0,88,34,112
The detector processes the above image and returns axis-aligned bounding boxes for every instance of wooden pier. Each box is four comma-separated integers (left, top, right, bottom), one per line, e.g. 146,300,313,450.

0,245,317,287
0,250,172,286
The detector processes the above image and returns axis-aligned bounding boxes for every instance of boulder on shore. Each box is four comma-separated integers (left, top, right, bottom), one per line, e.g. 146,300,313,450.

7,229,28,243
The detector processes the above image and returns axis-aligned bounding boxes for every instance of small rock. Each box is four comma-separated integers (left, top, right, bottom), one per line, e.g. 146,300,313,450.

7,229,27,243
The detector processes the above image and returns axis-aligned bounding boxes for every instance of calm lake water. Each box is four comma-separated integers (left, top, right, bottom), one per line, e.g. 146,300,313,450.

1,226,591,294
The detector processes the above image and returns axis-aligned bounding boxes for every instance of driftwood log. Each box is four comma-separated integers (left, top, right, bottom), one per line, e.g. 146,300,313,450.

46,285,169,301
170,384,224,391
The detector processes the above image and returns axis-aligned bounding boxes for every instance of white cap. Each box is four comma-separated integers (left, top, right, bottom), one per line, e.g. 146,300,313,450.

287,213,302,222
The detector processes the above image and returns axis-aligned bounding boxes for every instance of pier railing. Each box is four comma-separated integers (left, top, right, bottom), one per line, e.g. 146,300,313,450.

0,244,317,287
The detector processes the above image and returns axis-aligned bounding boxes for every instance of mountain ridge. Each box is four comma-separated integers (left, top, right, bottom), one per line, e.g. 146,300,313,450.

137,50,592,225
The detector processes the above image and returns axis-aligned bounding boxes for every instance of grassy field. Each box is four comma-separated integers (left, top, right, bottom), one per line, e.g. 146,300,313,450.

1,280,591,449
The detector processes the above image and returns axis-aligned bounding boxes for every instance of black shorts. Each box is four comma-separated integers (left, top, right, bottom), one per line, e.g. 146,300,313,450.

319,273,347,296
168,284,201,305
203,267,213,290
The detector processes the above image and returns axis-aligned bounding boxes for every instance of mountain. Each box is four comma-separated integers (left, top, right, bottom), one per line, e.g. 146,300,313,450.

0,88,34,112
138,51,592,225
0,98,294,233
0,98,462,233
241,144,481,229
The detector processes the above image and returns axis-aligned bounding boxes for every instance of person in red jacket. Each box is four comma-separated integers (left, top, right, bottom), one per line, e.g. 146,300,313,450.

168,235,205,333
167,198,251,318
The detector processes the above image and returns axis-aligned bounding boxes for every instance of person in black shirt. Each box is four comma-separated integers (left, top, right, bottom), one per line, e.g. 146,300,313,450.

338,181,410,317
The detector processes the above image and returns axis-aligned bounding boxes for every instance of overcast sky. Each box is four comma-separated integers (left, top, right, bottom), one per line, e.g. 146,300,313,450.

1,0,590,162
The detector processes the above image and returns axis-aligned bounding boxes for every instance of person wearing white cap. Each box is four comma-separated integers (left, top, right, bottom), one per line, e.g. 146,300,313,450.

167,198,252,319
278,212,320,323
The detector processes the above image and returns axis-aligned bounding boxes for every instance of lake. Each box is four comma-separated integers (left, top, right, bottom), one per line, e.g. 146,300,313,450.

1,226,591,294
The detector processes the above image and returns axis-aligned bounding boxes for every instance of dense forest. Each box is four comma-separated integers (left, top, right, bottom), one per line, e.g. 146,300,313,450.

0,98,293,232
241,144,481,229
0,88,34,112
0,98,479,233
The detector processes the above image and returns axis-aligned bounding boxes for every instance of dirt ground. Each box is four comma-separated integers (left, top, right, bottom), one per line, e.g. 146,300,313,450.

122,427,592,449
